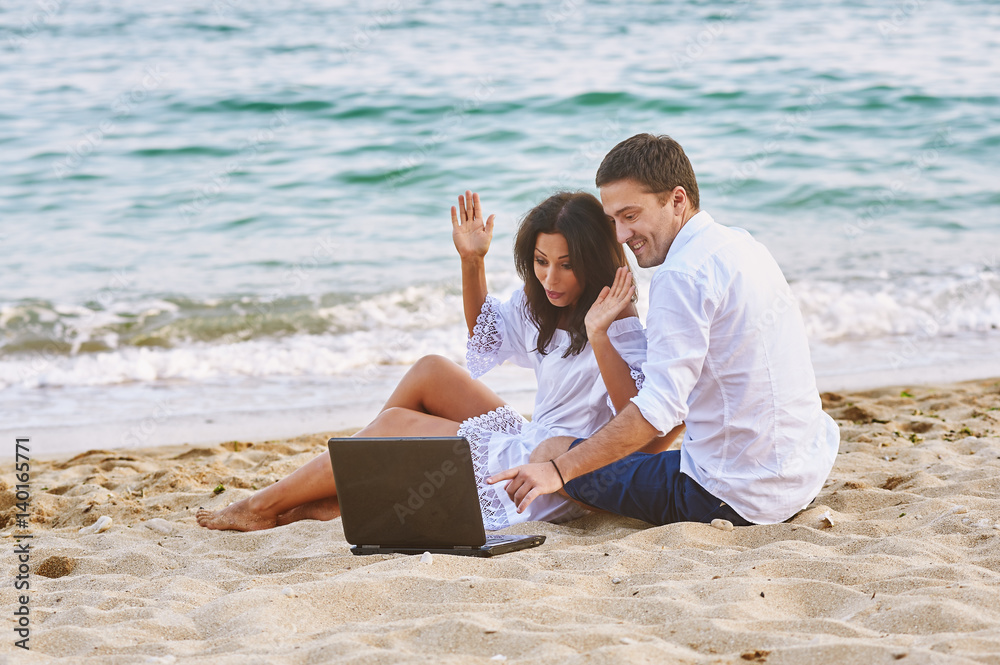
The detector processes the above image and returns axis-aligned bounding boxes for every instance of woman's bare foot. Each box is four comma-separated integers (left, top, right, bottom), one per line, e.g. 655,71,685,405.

275,497,341,526
196,497,279,531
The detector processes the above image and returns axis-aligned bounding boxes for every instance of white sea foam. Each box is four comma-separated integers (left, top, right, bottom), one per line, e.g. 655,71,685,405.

2,271,999,390
795,271,1000,342
0,328,468,390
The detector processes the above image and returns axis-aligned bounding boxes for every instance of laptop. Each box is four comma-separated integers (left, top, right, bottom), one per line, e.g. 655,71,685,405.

327,436,545,557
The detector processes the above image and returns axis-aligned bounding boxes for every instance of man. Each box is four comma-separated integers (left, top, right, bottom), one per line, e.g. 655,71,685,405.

489,133,839,526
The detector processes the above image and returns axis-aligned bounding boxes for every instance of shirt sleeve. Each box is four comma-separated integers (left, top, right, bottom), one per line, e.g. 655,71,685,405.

630,270,715,435
603,319,647,415
465,287,534,379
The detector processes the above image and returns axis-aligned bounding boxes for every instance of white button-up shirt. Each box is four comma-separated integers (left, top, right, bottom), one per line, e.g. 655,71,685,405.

631,211,839,524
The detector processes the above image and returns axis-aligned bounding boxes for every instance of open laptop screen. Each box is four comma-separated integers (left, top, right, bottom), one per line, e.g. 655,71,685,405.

328,437,487,549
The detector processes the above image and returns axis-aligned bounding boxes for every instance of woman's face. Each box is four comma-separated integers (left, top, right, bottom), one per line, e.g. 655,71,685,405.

533,232,583,308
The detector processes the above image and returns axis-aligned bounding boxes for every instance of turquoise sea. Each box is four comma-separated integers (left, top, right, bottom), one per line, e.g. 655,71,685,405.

2,0,999,454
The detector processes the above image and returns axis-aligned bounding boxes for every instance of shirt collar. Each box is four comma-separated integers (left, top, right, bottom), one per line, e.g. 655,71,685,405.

666,210,713,259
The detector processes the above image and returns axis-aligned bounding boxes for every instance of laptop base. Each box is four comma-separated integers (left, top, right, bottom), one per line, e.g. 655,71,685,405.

351,534,545,558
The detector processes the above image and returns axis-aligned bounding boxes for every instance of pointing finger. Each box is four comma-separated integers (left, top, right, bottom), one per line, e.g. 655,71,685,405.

487,468,518,484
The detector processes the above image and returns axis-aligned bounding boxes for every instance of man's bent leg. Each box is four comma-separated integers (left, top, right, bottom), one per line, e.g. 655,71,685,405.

562,440,753,527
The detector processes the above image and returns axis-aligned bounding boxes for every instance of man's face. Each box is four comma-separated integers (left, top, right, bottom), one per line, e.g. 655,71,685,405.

600,179,687,268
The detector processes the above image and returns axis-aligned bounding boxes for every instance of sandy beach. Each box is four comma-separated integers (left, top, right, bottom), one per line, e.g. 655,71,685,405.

5,1,999,663
3,378,1000,664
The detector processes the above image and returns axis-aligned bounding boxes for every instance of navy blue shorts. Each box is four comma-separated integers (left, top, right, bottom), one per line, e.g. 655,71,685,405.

562,439,753,527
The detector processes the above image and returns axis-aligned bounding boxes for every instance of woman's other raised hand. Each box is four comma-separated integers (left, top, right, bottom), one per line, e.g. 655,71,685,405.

451,190,495,260
584,267,636,339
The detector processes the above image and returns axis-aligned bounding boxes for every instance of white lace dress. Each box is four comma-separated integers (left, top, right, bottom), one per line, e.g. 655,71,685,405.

460,287,646,530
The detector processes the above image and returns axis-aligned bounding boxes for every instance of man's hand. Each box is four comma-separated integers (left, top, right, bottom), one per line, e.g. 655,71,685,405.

488,461,564,513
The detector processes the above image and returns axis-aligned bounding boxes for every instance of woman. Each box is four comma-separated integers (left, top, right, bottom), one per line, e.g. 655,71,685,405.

197,190,656,532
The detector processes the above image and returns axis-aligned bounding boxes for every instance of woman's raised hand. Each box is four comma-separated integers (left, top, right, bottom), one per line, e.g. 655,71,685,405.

451,190,495,260
585,267,636,339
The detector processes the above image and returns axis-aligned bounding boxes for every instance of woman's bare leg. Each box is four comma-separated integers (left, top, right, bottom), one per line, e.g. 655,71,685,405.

196,444,339,531
273,360,506,525
274,405,468,526
196,407,463,531
379,354,506,421
273,356,507,524
197,355,507,531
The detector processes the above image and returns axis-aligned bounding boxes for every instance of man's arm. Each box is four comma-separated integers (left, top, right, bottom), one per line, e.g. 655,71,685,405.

489,269,713,512
558,403,658,479
488,403,659,512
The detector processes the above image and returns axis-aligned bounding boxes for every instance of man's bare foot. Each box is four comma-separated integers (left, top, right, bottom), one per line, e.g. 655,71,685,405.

275,497,341,526
196,497,278,531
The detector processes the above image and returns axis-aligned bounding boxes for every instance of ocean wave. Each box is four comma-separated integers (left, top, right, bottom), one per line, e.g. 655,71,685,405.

796,271,1000,342
0,326,468,391
0,283,471,356
1,270,999,389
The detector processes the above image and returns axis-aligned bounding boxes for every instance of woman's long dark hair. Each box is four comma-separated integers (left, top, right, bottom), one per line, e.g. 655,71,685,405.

513,191,630,357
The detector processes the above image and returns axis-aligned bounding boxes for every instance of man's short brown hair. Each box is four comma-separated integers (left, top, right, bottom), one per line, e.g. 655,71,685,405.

595,133,700,210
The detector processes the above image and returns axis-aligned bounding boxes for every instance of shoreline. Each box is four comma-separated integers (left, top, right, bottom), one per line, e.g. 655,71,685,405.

7,355,1000,461
2,377,999,662
8,375,998,481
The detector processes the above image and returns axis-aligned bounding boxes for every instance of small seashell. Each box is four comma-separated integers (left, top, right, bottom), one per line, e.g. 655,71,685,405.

820,510,835,528
420,551,433,564
79,515,112,535
144,518,172,535
283,587,296,597
711,519,734,531
490,655,507,661
612,577,622,584
620,637,637,645
953,505,968,514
